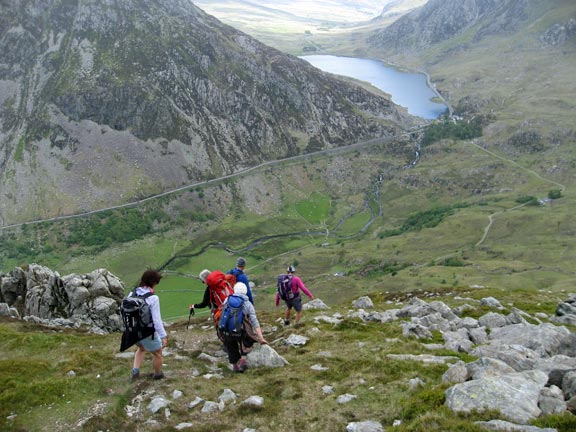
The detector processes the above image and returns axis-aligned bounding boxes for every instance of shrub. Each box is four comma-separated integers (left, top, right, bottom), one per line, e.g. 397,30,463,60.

515,195,540,206
548,189,562,200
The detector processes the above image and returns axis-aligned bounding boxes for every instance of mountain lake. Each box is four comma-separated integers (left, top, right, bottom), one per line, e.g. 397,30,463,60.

300,55,447,119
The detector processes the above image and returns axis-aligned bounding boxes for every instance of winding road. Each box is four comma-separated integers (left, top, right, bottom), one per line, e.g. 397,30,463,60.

0,131,419,231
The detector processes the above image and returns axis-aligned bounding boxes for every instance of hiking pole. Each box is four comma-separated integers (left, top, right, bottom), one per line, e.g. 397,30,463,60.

187,304,195,330
183,305,195,348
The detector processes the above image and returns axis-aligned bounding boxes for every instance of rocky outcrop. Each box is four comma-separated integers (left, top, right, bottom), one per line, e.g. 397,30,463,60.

553,294,576,328
541,18,576,47
0,264,124,333
347,294,576,425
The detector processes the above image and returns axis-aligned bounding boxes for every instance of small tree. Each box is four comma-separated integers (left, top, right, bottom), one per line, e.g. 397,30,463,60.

548,189,562,200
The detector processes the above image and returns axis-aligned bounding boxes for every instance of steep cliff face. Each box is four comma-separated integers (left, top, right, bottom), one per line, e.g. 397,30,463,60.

368,0,532,52
0,0,412,225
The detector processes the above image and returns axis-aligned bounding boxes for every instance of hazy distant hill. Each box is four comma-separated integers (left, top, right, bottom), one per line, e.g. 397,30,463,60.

368,0,576,130
369,0,576,54
192,0,429,54
0,0,412,226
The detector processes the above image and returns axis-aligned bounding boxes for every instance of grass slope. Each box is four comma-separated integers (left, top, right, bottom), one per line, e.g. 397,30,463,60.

1,285,575,431
1,131,574,319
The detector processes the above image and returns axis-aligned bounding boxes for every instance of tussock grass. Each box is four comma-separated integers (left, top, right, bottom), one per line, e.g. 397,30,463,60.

3,282,576,431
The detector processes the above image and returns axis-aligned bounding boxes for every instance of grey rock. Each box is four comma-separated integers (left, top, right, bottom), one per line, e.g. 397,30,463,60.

349,309,369,321
470,344,539,372
241,396,264,407
412,312,452,332
428,301,459,321
188,397,204,409
480,297,504,309
488,323,571,358
346,420,384,432
446,370,548,424
443,328,473,353
397,297,434,318
0,266,26,309
506,309,528,325
538,385,566,416
197,353,220,363
469,327,489,345
337,393,357,404
556,301,576,316
0,303,19,318
562,370,576,400
313,315,342,325
0,265,124,333
218,388,237,404
365,309,400,323
201,401,223,413
458,316,480,329
175,423,194,430
387,354,458,364
247,344,289,368
534,356,576,376
556,333,576,357
148,397,170,414
284,334,308,347
408,377,425,390
442,360,469,384
352,296,374,309
478,312,508,329
302,299,330,310
310,364,328,371
422,343,445,350
567,395,576,414
541,18,576,47
475,419,558,431
466,357,516,380
400,322,433,340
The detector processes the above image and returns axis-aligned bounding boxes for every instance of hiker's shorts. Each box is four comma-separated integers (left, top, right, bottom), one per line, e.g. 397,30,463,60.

137,334,162,352
285,295,302,312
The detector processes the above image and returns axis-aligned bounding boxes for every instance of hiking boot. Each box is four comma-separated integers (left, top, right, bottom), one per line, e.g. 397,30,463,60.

239,359,248,372
152,372,165,380
284,319,290,326
233,363,243,373
129,370,140,381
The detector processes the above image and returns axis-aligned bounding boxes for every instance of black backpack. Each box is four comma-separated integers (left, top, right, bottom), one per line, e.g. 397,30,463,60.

218,295,245,340
277,274,295,300
120,289,155,343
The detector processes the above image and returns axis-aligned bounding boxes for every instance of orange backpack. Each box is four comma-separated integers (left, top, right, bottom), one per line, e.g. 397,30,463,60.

205,270,235,324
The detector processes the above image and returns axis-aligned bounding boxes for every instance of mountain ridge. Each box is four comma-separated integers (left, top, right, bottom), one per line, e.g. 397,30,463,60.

0,0,415,226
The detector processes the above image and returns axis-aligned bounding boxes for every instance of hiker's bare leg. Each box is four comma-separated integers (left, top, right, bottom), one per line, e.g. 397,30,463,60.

133,346,146,369
295,310,303,324
284,307,291,321
151,349,163,374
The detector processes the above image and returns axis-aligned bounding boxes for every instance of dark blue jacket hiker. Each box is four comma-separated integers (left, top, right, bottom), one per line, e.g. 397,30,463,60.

227,257,254,304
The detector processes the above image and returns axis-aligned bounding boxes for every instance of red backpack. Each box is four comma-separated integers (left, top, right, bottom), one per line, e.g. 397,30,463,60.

205,270,235,323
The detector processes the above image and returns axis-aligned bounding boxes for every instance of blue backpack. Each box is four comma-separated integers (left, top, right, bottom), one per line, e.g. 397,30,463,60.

218,295,245,340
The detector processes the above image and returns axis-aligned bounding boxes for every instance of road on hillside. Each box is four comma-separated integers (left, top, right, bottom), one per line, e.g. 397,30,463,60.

0,130,419,231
